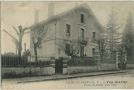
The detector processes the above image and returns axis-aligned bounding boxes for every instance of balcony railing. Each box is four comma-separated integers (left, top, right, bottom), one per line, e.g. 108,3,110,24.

79,39,87,45
91,38,98,43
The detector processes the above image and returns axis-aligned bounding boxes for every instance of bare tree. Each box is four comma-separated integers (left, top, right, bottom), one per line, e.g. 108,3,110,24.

55,37,89,57
3,25,28,57
31,26,48,62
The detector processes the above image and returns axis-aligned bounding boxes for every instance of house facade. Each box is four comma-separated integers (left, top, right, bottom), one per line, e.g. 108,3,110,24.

29,5,104,62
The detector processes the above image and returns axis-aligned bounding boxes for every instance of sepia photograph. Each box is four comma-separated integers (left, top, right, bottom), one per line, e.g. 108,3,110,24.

1,1,134,89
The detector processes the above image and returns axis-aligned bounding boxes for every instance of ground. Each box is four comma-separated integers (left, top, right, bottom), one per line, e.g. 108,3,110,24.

2,69,134,90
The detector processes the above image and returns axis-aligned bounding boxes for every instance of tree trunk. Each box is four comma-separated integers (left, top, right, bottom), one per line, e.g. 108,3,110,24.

34,44,38,63
18,38,22,57
18,47,22,57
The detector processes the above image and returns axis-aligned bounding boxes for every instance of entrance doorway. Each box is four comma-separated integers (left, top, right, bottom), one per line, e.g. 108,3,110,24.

55,59,63,74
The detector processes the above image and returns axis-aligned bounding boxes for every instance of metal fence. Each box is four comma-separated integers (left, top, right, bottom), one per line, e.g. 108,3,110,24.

1,55,53,67
1,55,28,67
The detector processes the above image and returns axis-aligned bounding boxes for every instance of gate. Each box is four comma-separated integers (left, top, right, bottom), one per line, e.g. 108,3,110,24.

55,59,63,74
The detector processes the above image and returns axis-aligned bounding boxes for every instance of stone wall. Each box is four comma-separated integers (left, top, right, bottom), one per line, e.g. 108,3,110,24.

67,66,98,74
2,61,120,78
126,64,134,69
99,63,116,71
2,66,55,78
67,63,116,74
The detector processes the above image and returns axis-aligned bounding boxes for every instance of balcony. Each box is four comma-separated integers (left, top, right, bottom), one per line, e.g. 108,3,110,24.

91,38,98,43
79,39,87,45
66,33,70,37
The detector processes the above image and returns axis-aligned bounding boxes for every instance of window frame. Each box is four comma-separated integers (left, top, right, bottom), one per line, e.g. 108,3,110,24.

81,28,85,40
65,43,70,55
93,32,96,39
81,14,85,23
92,48,95,56
66,24,71,37
80,46,84,57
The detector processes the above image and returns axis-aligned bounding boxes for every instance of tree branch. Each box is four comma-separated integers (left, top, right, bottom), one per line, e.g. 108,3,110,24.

3,29,18,42
12,26,19,35
23,27,29,33
11,39,19,49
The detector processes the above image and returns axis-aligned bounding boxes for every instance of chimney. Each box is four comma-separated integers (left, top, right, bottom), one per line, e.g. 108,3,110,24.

34,10,39,24
48,2,54,18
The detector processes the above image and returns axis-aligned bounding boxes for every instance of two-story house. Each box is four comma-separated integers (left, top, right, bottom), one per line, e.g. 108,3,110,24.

29,4,104,62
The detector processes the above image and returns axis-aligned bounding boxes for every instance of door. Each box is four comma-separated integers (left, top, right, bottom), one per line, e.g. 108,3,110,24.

55,59,63,74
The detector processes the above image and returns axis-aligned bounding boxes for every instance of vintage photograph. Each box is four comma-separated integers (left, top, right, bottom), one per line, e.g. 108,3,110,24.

1,1,134,89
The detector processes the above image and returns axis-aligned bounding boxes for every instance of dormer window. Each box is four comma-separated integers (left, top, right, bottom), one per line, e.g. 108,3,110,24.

66,24,71,37
81,14,84,23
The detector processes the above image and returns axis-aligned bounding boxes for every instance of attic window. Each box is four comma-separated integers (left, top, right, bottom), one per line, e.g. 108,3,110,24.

81,14,84,23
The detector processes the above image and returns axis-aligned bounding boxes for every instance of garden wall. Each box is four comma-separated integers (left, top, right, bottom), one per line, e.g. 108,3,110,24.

2,66,55,78
99,63,116,71
67,66,98,74
126,64,134,69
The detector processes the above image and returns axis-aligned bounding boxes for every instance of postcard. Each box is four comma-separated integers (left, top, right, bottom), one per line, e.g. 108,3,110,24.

1,1,134,89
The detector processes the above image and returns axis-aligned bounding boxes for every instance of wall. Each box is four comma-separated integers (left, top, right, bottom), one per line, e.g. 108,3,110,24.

67,62,116,74
2,63,119,78
126,64,134,69
58,9,101,57
30,21,59,61
67,66,98,74
2,66,55,78
99,63,116,71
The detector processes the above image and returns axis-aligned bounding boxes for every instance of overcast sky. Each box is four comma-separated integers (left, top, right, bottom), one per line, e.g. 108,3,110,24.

1,1,134,54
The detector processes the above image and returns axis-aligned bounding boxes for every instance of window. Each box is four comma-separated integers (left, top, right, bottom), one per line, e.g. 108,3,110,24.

80,46,84,57
93,32,96,39
81,14,84,23
81,28,84,40
37,37,42,48
65,44,70,55
92,48,95,56
66,24,71,37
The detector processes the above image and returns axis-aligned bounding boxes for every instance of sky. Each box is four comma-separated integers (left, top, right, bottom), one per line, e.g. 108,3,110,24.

1,1,134,54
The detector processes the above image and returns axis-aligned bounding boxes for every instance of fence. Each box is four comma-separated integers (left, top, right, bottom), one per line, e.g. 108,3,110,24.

1,55,53,67
1,55,55,78
2,55,28,67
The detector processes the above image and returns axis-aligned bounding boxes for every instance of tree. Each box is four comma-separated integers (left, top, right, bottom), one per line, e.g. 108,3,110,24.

3,25,28,57
105,7,121,61
122,11,134,62
3,29,19,54
99,33,107,61
31,26,48,62
55,37,89,57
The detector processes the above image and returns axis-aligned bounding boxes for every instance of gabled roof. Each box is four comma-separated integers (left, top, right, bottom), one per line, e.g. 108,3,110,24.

28,4,104,32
